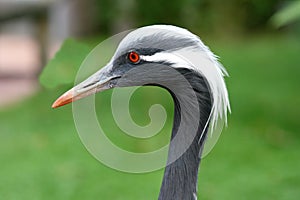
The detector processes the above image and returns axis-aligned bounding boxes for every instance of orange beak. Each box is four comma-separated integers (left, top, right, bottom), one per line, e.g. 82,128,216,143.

51,61,121,109
51,82,106,109
52,88,75,108
51,84,103,109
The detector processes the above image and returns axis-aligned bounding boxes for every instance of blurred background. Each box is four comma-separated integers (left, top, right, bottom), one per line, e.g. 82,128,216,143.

0,0,300,199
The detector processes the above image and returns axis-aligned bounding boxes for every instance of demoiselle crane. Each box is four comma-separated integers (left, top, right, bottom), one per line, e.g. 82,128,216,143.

52,25,230,200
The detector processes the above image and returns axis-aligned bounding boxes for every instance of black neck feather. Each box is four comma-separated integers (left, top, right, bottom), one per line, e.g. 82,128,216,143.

158,68,212,200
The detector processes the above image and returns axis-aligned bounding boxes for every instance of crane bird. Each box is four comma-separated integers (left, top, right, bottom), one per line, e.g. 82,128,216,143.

52,25,230,200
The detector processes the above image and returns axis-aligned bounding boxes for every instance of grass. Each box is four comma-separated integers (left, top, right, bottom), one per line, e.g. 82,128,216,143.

1,34,300,199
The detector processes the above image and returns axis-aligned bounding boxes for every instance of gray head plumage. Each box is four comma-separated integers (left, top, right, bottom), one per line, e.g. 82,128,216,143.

114,25,230,133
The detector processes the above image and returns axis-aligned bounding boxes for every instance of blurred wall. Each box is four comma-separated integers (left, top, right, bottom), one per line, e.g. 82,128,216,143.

0,0,94,106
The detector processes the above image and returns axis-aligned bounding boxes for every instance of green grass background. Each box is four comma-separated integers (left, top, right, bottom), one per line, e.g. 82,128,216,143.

1,34,300,199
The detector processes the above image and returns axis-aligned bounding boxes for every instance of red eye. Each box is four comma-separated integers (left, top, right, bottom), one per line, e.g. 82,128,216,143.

128,51,140,63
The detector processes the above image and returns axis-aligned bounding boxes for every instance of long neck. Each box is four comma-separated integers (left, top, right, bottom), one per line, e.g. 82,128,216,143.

158,69,212,200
